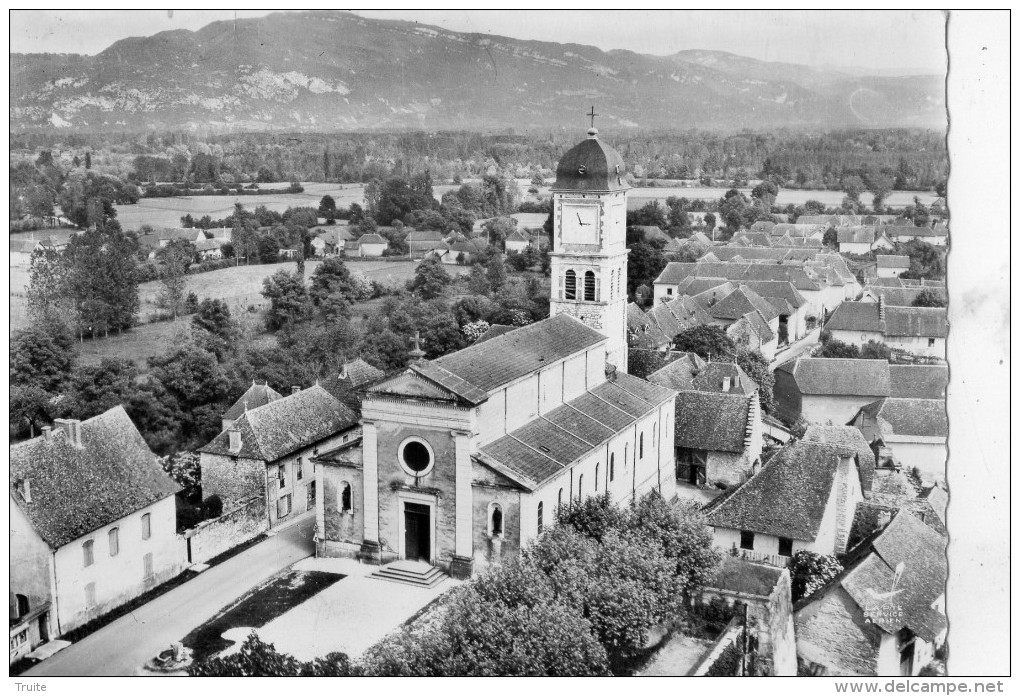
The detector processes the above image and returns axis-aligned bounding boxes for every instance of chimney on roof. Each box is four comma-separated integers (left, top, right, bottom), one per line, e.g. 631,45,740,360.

338,358,348,380
291,386,300,395
228,429,242,453
722,376,731,392
53,418,82,448
41,426,52,441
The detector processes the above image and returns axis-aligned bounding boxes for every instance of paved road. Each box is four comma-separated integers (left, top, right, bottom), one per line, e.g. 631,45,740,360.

26,514,316,677
770,328,821,371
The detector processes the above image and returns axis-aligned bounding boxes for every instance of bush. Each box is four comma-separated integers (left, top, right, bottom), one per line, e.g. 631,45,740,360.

789,550,843,602
203,494,223,519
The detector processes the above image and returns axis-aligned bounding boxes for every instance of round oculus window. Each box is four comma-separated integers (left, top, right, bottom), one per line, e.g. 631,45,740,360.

399,438,434,476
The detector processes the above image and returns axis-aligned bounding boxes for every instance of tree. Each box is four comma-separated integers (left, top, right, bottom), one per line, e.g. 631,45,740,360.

751,179,779,209
841,175,866,203
735,348,776,413
309,257,363,321
485,255,508,293
789,550,843,602
626,242,666,297
461,320,490,343
407,257,452,300
912,289,946,308
865,169,895,211
56,358,140,422
156,239,193,319
318,194,337,222
482,216,517,250
230,203,259,264
627,350,672,379
189,633,357,676
191,299,235,341
261,270,313,331
10,325,74,396
159,451,202,501
822,227,838,249
818,339,860,359
860,340,893,361
673,325,737,361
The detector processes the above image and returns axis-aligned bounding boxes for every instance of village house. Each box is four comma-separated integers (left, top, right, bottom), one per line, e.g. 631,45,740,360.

794,511,947,676
631,225,672,245
704,440,866,567
320,358,386,414
860,283,947,307
774,358,891,426
315,129,678,580
199,385,361,529
344,232,389,258
221,380,282,430
648,360,763,493
876,255,911,278
885,224,948,247
836,226,895,255
769,223,827,242
193,237,224,260
849,398,948,482
407,229,447,259
504,229,532,254
823,300,947,358
311,227,354,256
10,408,184,648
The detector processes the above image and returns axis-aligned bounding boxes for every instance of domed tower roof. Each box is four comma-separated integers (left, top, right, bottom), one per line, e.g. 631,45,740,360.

552,128,630,193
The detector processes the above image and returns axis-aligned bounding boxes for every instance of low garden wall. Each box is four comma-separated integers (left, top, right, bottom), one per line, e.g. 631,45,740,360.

183,496,268,565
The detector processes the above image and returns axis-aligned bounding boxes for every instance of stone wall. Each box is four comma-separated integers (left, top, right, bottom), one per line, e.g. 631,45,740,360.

184,495,268,565
200,453,266,510
470,465,522,573
318,463,364,558
765,569,798,676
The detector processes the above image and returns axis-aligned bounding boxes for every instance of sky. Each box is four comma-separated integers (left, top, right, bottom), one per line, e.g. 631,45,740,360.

9,9,947,76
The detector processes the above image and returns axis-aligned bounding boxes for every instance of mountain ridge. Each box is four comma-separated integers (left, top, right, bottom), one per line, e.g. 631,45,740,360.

10,10,946,133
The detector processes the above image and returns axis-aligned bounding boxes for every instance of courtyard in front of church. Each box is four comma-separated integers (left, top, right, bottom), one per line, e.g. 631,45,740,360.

187,557,460,663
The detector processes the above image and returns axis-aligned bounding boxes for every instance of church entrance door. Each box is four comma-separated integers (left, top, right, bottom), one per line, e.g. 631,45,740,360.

403,502,431,563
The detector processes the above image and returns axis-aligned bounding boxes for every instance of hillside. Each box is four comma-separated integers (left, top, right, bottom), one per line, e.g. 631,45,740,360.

10,11,946,133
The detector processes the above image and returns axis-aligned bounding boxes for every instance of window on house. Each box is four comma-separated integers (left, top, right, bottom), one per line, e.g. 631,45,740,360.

83,540,94,567
778,537,794,557
610,453,615,482
639,432,644,459
928,338,936,347
577,475,584,500
85,582,97,609
564,270,577,300
595,463,600,491
583,271,596,301
296,457,303,481
667,288,674,295
558,488,564,509
108,528,119,557
278,464,287,489
10,629,27,652
490,504,503,536
143,552,154,580
537,502,544,535
278,494,292,519
14,594,29,619
340,482,353,513
740,530,755,551
141,513,151,540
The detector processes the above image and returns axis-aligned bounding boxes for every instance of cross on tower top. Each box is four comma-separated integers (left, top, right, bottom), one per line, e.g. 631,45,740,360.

587,105,598,129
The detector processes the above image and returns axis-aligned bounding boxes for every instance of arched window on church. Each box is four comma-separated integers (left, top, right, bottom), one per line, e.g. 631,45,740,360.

584,271,596,301
653,422,657,446
610,453,615,482
564,270,577,300
489,503,503,537
340,482,352,513
537,502,544,535
558,488,564,509
640,432,645,459
577,474,584,501
595,463,600,491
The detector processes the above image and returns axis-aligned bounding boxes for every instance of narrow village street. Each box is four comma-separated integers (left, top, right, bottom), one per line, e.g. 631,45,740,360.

769,328,820,371
24,515,316,676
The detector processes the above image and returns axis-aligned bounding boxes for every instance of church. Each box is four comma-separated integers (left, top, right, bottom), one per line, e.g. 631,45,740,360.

313,127,678,578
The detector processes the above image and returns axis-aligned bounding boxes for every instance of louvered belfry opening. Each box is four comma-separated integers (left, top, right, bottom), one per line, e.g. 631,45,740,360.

584,270,596,301
564,270,577,299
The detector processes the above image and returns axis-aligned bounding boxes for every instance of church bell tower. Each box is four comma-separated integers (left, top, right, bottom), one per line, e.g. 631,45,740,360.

548,116,630,372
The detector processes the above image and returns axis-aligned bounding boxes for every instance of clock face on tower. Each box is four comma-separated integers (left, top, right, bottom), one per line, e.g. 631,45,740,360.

561,203,600,244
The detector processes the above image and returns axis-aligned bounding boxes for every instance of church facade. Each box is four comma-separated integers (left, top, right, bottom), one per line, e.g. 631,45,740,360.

314,128,678,578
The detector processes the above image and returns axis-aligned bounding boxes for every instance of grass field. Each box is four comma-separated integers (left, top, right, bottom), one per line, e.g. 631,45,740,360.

114,182,366,230
11,258,421,365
